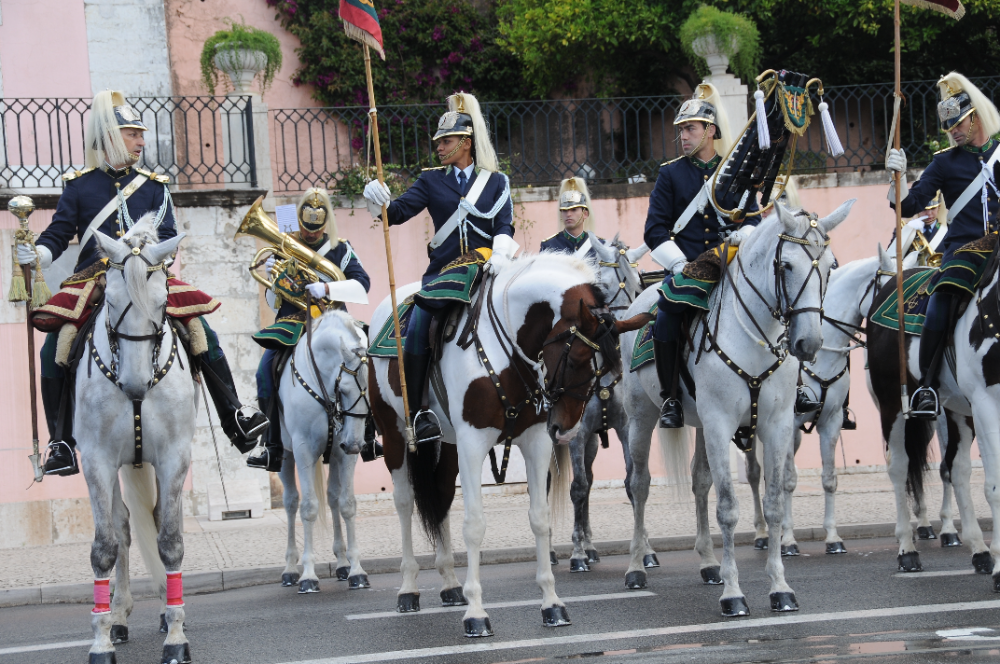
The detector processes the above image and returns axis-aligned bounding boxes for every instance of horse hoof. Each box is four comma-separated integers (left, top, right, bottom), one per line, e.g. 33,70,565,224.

586,549,601,564
90,651,117,664
700,566,723,585
941,533,963,547
298,578,320,594
541,605,571,627
348,574,370,589
770,591,799,612
720,597,750,617
464,617,494,638
440,587,467,607
281,572,300,587
625,571,647,590
550,551,558,566
160,642,191,664
159,614,168,634
397,592,420,613
110,624,128,644
569,558,590,573
754,537,769,550
781,544,800,557
826,542,847,555
897,552,922,572
643,553,660,568
336,566,350,581
973,551,994,574
917,526,937,540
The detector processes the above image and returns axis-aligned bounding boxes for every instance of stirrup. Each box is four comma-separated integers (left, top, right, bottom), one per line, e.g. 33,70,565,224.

43,440,79,476
412,409,442,445
794,386,821,414
909,386,940,419
247,442,282,472
658,397,683,429
235,406,269,440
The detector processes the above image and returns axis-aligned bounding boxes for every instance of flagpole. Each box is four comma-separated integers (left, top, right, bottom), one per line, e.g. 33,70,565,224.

362,44,417,452
893,0,910,417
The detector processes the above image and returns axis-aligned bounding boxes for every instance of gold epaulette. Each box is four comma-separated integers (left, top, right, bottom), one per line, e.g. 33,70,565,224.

933,145,957,156
542,232,559,242
421,166,446,171
62,167,96,181
660,156,684,167
136,167,170,183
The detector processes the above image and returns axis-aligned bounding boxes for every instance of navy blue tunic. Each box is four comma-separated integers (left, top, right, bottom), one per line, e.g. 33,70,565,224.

643,156,760,259
539,230,604,258
385,166,514,279
274,234,370,320
37,167,177,272
893,140,1000,263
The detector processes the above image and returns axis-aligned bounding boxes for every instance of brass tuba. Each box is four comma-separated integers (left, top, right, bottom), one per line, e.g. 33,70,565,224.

235,195,346,311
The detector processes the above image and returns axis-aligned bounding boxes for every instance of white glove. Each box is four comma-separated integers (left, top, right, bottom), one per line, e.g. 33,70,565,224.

649,240,688,273
727,224,757,247
886,148,907,173
16,243,36,266
306,282,328,299
491,234,519,261
325,279,369,305
264,256,276,274
906,218,927,232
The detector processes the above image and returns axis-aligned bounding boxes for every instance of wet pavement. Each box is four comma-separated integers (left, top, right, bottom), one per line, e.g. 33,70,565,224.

4,534,1000,663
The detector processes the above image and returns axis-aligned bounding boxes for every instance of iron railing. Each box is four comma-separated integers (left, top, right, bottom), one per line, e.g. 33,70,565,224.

270,76,1000,194
0,96,257,190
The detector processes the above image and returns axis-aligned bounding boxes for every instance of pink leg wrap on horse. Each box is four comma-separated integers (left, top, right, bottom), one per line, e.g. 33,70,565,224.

93,579,111,614
166,572,184,607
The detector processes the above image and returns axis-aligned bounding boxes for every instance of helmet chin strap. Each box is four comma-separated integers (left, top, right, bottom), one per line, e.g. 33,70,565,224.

439,135,469,163
965,112,978,146
682,123,713,159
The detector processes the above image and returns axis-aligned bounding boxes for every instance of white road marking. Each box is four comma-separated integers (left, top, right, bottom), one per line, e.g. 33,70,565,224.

894,569,976,578
345,591,656,620
282,599,1000,664
0,640,91,656
938,627,1000,640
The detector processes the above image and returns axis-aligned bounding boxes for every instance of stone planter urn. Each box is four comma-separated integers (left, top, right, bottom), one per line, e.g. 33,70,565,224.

213,45,268,94
691,34,739,77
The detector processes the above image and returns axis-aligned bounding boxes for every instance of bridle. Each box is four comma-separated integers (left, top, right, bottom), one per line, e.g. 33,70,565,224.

597,240,641,313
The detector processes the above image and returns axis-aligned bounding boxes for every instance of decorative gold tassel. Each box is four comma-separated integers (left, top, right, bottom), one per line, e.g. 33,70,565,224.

31,266,52,308
7,259,28,303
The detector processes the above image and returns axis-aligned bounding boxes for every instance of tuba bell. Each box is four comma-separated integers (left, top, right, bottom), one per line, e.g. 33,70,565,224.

235,195,346,311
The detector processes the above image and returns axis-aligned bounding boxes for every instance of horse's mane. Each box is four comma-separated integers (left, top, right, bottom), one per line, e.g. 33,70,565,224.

112,213,164,325
315,307,368,350
508,250,597,283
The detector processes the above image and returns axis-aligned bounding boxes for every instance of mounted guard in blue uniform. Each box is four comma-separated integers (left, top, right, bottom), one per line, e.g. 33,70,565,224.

249,187,372,471
885,73,1000,418
363,92,516,445
540,178,604,259
16,90,267,476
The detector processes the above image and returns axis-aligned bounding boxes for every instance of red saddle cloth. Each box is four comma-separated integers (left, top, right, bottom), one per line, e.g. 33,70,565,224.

30,262,220,332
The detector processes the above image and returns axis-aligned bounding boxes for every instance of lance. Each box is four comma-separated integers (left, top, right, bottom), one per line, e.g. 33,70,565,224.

892,0,909,417
7,196,45,482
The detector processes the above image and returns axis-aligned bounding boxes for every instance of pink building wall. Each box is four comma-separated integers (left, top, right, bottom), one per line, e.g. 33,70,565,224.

0,0,92,98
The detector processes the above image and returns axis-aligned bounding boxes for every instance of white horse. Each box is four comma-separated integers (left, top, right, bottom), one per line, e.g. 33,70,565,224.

81,218,194,664
743,252,893,556
621,201,852,615
277,309,372,594
370,252,645,636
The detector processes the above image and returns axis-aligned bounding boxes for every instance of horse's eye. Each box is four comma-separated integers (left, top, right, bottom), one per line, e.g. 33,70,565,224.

781,263,793,272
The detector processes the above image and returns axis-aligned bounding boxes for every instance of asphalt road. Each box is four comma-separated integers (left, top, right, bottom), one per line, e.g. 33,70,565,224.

4,535,1000,664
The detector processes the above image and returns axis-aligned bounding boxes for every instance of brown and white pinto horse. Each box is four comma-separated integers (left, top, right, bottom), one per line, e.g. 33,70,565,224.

369,252,647,637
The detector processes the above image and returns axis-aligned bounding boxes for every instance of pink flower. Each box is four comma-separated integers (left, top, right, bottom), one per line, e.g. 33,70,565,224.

432,26,445,41
444,51,464,65
351,137,363,151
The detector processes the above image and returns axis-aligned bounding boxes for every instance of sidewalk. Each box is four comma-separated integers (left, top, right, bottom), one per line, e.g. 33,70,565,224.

1,468,993,607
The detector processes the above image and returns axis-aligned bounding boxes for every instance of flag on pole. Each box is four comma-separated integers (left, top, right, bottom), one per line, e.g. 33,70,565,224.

900,0,965,19
339,0,385,59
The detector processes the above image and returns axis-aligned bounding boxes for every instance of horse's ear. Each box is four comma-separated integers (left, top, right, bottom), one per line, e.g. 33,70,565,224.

819,198,857,234
145,233,185,265
877,242,895,273
578,298,598,332
93,229,128,264
775,201,800,234
626,243,650,263
591,237,615,262
615,312,654,334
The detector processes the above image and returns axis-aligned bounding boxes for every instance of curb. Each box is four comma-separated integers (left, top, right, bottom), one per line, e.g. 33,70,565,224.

1,517,991,609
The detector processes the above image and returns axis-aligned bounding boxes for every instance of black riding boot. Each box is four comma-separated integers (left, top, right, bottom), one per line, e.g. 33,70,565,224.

40,375,78,476
360,415,383,462
200,353,269,452
911,324,948,419
841,396,856,430
247,397,283,471
653,339,683,428
404,351,441,444
795,386,821,414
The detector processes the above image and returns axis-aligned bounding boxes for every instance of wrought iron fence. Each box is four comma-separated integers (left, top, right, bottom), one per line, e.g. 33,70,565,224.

0,96,257,190
270,75,1000,194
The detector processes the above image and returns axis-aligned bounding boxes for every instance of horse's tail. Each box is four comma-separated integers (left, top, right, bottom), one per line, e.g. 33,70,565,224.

549,443,572,534
407,441,455,545
120,465,166,598
657,426,692,501
904,416,933,504
313,461,332,538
